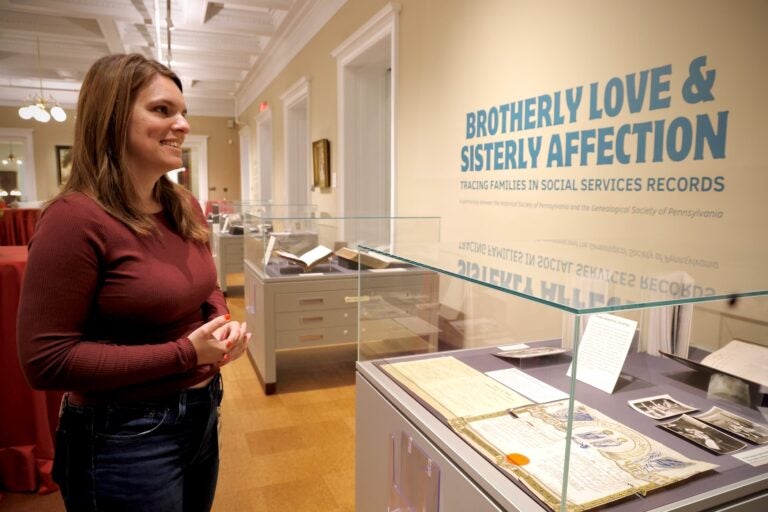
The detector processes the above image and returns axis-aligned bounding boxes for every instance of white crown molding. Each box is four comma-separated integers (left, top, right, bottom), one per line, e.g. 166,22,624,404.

235,0,347,117
279,76,309,107
331,2,400,61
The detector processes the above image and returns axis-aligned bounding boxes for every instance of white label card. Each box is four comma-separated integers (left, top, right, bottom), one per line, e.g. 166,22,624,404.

264,235,276,266
733,445,768,467
567,313,637,394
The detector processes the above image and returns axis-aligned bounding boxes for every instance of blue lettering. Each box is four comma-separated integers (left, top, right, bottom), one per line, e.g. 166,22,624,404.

597,127,614,165
547,134,563,167
650,64,672,110
667,117,692,162
694,111,728,159
604,77,624,117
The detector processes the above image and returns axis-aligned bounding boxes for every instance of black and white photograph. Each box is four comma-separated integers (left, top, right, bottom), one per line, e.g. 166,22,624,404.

659,415,747,455
695,406,768,444
628,394,698,420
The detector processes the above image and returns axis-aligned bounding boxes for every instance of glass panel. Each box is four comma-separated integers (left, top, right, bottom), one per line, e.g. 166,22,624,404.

360,237,768,314
359,223,768,512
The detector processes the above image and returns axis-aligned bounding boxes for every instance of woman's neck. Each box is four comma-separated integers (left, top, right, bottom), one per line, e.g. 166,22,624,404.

133,177,163,214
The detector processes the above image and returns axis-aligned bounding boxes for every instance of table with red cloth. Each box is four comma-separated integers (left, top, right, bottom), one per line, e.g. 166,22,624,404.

0,209,41,246
0,246,62,495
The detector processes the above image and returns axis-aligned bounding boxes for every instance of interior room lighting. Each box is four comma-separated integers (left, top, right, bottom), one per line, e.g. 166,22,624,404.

2,143,23,165
17,38,67,123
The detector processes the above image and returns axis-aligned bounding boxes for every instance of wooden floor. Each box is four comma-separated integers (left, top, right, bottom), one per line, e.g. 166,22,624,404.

0,278,357,512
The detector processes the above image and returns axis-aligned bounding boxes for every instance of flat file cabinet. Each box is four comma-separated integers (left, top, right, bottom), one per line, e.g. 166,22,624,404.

211,232,244,295
245,260,439,394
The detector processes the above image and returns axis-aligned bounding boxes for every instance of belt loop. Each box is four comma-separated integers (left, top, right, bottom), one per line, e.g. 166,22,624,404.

215,372,223,402
178,390,187,421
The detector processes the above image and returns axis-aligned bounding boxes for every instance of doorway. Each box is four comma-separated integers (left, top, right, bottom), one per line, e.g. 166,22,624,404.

255,108,273,203
281,77,310,206
333,4,399,247
239,126,252,202
0,128,36,202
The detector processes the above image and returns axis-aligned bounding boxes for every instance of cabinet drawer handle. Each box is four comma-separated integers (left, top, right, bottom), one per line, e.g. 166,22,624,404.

301,316,324,323
345,295,370,303
299,298,324,305
299,334,324,342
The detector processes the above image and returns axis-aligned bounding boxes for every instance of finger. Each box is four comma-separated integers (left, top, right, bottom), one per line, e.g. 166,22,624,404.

201,314,231,337
223,322,243,348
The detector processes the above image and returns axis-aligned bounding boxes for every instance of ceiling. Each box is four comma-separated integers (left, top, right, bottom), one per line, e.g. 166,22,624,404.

0,0,313,117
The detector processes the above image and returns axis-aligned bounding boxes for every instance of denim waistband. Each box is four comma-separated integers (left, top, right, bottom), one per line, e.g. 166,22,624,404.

65,373,222,410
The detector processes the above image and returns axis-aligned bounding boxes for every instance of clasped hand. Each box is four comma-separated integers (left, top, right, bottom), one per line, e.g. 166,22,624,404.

189,314,251,366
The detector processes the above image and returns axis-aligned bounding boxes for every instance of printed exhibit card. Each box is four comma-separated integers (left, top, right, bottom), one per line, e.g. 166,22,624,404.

381,356,531,419
567,313,637,393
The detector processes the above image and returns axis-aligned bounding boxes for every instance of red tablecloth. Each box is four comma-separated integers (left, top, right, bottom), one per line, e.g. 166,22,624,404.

0,246,62,495
203,200,236,216
0,209,41,246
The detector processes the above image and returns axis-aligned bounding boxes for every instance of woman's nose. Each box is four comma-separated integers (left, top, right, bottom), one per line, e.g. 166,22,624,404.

172,113,190,133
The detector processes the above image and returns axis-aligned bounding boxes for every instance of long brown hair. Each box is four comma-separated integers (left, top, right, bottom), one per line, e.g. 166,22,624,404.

56,53,208,242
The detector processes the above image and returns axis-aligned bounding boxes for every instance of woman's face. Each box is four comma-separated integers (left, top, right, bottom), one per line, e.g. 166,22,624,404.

125,74,190,181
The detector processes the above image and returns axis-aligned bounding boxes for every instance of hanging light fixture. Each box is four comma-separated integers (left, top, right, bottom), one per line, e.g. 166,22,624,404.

17,38,67,123
2,142,23,166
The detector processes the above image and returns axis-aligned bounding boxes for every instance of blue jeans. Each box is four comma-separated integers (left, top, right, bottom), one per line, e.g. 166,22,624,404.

53,374,223,512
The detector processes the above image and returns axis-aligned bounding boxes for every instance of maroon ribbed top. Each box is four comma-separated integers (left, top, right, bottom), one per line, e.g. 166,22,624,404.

17,192,228,401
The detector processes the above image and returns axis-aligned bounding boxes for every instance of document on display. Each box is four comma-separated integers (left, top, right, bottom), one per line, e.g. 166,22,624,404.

700,339,768,387
381,356,531,419
486,368,569,404
462,400,717,511
567,313,637,393
733,445,768,467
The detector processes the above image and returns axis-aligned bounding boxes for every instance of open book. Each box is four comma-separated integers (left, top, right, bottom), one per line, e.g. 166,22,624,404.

662,339,768,387
274,245,333,272
335,246,393,270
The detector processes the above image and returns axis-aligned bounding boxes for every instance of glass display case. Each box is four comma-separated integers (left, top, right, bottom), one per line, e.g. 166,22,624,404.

356,235,768,512
242,214,441,393
208,202,317,294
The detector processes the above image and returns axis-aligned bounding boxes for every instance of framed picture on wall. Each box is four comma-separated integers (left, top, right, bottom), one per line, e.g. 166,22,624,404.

56,145,73,185
312,139,331,188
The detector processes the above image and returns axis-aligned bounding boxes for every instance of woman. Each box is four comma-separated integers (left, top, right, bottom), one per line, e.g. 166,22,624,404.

17,54,250,512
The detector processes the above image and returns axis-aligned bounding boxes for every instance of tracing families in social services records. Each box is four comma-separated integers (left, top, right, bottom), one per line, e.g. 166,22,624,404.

459,57,729,171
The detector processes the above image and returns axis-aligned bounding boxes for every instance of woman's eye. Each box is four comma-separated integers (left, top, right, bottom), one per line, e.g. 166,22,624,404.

154,105,169,115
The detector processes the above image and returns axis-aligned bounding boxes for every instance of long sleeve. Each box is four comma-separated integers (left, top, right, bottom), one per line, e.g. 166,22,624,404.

16,194,218,397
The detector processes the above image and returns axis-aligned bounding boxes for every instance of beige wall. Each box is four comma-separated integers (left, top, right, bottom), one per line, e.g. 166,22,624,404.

240,0,389,214
0,106,240,202
236,0,767,347
188,116,241,202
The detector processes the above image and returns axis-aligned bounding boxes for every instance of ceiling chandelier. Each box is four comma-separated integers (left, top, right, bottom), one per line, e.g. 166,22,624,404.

2,142,23,166
17,38,67,123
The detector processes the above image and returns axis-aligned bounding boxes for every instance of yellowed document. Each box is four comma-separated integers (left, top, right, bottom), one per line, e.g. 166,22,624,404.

464,400,717,511
382,356,531,419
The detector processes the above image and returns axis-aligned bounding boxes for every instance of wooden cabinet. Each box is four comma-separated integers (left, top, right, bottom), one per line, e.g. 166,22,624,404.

245,260,439,394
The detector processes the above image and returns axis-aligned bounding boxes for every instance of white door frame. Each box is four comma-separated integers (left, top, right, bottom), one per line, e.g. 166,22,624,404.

183,134,209,205
255,107,273,202
280,76,310,205
0,128,36,201
238,125,251,202
332,3,399,242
